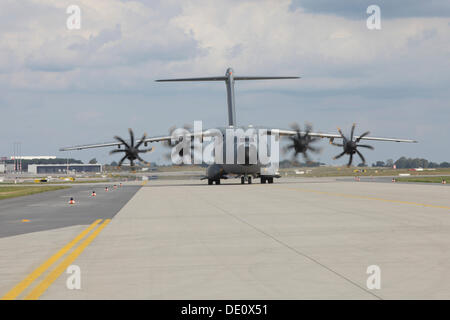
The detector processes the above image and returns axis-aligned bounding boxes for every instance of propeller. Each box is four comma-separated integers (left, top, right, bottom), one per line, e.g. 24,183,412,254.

110,128,153,167
284,122,321,163
163,124,202,164
331,123,374,167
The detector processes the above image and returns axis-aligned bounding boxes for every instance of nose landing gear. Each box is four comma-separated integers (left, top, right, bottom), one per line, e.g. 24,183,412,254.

241,176,252,184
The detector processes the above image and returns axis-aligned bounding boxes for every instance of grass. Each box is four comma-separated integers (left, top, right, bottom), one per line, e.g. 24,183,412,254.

44,180,114,184
396,176,450,184
0,185,70,200
279,167,450,178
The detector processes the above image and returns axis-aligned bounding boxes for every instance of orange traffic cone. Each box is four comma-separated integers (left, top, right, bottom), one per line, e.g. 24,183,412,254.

69,197,75,205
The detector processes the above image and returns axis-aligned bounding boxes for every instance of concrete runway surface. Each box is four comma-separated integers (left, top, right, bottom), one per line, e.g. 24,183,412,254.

0,184,140,238
1,178,450,299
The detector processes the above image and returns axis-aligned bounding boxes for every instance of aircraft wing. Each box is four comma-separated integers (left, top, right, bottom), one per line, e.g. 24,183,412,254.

60,127,417,152
273,129,417,143
59,130,216,151
60,136,168,151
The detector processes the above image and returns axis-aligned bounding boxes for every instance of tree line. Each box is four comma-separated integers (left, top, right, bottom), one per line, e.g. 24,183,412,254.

372,157,450,169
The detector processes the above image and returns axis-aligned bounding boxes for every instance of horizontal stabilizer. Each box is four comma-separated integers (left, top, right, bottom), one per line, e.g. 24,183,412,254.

156,77,227,82
234,76,300,80
156,76,299,82
156,68,300,126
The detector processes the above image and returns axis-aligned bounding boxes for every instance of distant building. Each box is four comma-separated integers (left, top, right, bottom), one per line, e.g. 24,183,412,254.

0,164,5,173
10,156,57,160
5,163,16,172
27,164,102,174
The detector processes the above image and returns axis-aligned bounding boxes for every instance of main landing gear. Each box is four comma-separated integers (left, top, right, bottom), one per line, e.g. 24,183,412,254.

208,179,220,185
260,177,274,184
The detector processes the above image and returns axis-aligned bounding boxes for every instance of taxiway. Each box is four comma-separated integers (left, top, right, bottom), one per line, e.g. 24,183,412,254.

1,178,449,299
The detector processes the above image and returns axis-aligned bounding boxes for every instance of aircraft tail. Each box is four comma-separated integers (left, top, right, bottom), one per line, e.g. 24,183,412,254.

156,68,300,126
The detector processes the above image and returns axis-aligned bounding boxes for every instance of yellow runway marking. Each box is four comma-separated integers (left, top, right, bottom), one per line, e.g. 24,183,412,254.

1,219,102,300
25,219,111,300
282,187,450,210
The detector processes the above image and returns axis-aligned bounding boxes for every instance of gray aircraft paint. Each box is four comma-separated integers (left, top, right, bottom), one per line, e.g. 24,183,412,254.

60,68,415,184
157,68,298,181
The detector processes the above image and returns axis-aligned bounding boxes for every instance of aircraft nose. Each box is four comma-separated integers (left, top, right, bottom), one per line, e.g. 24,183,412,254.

226,67,234,75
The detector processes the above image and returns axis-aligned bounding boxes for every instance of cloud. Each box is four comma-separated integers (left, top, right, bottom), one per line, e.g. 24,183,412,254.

2,0,449,94
290,0,450,19
0,0,448,164
69,24,123,53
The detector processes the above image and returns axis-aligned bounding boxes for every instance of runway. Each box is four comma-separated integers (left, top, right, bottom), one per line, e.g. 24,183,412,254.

0,184,140,238
1,178,450,299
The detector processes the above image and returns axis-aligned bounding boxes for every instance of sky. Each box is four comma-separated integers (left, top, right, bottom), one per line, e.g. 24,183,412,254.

0,0,449,165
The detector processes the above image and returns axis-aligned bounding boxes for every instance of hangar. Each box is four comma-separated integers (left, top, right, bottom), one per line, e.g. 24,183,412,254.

27,164,102,174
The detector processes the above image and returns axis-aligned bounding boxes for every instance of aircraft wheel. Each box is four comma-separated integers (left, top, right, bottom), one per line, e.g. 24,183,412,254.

215,179,221,185
248,177,252,184
208,179,213,185
261,177,266,184
268,177,274,184
241,177,245,184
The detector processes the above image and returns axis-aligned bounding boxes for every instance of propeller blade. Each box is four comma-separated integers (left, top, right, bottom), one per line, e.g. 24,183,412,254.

307,145,321,153
134,132,147,149
164,153,172,161
138,147,154,153
337,128,346,142
163,126,177,147
128,128,135,147
347,154,353,167
302,151,311,162
305,123,312,135
356,131,370,142
282,145,291,155
333,151,346,160
356,150,366,164
350,123,356,140
290,122,300,132
109,149,125,154
136,155,149,164
285,143,295,150
118,155,128,166
357,144,374,150
113,136,130,149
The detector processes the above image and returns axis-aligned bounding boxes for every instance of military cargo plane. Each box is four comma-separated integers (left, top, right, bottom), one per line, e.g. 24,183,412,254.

60,68,417,185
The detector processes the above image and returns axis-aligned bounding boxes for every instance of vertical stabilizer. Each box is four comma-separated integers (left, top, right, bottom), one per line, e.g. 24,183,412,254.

156,68,299,127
